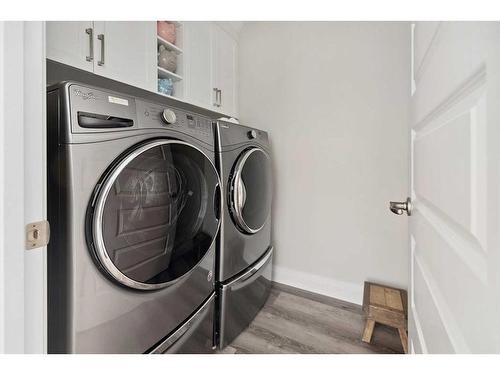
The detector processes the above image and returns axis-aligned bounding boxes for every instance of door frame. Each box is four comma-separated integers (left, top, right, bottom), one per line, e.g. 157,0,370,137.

0,21,47,354
408,21,417,354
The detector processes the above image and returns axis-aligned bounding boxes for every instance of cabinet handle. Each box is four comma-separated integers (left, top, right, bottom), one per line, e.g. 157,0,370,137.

85,28,93,62
213,88,219,107
97,34,105,66
218,89,222,107
214,89,222,107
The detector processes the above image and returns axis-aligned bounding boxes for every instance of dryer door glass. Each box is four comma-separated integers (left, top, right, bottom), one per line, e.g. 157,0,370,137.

90,139,220,290
230,147,272,234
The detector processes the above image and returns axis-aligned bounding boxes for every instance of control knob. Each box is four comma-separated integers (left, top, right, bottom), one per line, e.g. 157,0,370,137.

247,130,257,139
161,109,177,125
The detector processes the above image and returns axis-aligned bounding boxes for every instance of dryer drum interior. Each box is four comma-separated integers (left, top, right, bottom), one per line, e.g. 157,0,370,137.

87,139,221,290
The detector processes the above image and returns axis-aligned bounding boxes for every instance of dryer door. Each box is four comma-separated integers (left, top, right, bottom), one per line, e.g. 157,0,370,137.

88,139,221,290
229,147,272,234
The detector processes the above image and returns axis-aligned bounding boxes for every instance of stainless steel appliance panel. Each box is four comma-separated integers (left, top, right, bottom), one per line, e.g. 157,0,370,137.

218,246,273,348
215,122,272,282
151,293,215,354
47,81,220,353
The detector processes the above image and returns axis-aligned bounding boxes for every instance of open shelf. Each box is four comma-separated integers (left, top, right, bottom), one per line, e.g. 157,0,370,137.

157,66,183,81
156,21,184,100
157,35,183,54
156,91,176,100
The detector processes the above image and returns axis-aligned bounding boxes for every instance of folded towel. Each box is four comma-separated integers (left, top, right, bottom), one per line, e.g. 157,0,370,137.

158,45,177,73
157,21,176,44
158,78,174,96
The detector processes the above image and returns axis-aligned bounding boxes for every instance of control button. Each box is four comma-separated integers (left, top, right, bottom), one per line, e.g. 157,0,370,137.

144,110,150,117
247,130,257,139
161,109,177,125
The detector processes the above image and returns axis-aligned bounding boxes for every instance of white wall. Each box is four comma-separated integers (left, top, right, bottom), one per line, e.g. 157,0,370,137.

238,22,410,304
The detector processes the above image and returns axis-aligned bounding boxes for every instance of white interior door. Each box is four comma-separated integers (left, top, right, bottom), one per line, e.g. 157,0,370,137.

93,21,156,92
408,22,500,353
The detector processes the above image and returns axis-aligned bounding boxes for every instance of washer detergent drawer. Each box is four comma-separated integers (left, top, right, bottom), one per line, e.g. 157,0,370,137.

150,293,215,354
218,247,273,348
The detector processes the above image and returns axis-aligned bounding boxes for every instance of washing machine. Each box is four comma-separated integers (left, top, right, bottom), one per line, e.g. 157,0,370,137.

47,81,221,353
214,121,274,348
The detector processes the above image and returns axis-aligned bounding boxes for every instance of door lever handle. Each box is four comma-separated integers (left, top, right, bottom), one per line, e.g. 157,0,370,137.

389,197,412,216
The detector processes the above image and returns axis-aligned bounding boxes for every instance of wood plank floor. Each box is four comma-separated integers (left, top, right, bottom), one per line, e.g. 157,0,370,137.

219,283,404,354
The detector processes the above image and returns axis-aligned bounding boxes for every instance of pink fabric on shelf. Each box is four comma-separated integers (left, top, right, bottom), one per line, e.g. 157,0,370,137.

157,21,176,44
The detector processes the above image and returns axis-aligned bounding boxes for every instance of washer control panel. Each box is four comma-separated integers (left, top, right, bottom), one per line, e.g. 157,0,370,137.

136,99,213,144
217,121,269,151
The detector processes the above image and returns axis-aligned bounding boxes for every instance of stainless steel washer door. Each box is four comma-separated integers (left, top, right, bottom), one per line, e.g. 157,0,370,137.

87,139,221,290
229,147,272,234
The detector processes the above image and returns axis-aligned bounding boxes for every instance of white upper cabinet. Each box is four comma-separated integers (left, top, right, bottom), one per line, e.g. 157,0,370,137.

212,24,238,118
93,22,157,92
46,21,156,92
183,22,239,117
46,21,94,72
183,22,214,109
46,21,239,117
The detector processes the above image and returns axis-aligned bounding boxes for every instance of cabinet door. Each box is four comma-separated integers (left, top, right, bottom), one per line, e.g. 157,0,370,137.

46,21,94,72
93,21,156,92
213,24,238,117
183,22,215,110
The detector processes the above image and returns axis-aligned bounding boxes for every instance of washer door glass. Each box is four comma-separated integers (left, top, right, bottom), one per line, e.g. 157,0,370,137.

230,147,272,234
91,139,220,290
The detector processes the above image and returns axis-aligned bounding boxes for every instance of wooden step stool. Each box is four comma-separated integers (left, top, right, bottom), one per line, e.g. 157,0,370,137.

362,282,408,353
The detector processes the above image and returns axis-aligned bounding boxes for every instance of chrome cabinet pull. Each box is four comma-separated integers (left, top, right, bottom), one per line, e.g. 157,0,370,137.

97,34,105,66
218,89,222,107
213,88,218,107
213,88,222,107
85,28,94,62
389,197,412,216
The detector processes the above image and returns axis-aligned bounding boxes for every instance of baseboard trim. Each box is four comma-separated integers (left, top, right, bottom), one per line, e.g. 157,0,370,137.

272,265,364,305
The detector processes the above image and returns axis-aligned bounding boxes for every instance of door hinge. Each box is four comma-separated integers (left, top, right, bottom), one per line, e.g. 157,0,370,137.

25,220,50,250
